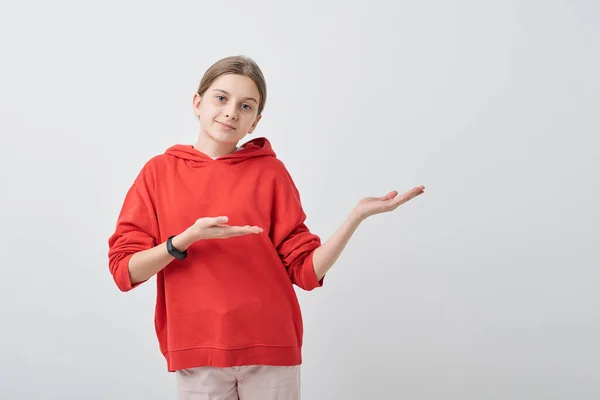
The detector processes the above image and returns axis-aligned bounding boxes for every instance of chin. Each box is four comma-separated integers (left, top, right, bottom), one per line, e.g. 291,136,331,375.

208,130,243,144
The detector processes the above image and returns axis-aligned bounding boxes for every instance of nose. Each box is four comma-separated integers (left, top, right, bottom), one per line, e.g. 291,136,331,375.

224,105,238,120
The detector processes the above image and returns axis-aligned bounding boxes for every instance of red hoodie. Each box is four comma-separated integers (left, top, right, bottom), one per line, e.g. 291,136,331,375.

108,137,323,372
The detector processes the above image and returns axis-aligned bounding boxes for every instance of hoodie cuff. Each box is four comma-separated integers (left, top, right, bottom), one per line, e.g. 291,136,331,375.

115,253,146,292
302,251,324,290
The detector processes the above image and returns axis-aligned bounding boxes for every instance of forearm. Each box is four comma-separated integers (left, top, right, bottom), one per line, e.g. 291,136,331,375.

312,211,363,281
128,229,196,285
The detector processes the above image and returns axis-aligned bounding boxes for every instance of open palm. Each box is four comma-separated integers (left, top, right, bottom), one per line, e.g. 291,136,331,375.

354,186,425,220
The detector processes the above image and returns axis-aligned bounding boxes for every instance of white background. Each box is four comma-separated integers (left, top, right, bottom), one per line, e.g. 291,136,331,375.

1,0,598,399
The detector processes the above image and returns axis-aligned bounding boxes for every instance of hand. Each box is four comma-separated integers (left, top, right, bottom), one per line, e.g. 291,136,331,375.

189,216,263,241
351,186,425,221
173,216,263,250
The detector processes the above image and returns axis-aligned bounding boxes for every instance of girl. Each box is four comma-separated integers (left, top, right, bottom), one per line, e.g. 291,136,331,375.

108,55,424,400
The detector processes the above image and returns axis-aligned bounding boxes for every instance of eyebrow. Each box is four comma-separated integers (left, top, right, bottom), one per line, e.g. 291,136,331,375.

212,89,258,104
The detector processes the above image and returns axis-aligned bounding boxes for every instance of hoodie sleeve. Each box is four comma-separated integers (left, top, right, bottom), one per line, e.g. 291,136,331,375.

270,166,323,291
107,161,159,292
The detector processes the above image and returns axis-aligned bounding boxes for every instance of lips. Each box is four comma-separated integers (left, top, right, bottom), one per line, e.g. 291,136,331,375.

216,120,236,130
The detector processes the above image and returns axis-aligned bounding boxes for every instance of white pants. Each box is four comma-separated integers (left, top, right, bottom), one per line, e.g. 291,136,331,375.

176,365,301,400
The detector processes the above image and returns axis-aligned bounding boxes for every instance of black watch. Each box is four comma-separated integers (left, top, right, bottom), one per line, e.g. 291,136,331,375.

167,235,188,260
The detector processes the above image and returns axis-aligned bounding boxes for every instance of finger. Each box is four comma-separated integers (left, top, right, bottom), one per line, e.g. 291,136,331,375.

234,225,262,232
205,216,229,226
389,188,424,207
379,191,398,201
406,186,425,198
224,226,263,236
227,230,262,237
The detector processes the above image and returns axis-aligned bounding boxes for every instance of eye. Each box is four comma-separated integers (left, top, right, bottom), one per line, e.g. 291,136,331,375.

216,95,226,101
241,104,252,111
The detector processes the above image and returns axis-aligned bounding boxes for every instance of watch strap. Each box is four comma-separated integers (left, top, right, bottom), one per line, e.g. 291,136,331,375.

167,235,187,260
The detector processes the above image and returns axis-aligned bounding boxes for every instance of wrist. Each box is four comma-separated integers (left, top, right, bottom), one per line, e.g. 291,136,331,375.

348,209,366,226
171,229,195,251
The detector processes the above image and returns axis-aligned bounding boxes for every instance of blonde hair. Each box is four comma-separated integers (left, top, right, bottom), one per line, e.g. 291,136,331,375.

197,55,267,115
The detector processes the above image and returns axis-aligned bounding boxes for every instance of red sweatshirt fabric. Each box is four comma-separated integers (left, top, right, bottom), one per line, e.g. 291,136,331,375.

107,137,323,372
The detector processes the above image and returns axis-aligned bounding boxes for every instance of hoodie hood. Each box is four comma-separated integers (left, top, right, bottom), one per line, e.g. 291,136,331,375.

164,137,276,166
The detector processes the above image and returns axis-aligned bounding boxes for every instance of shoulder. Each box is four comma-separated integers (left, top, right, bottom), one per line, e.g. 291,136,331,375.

260,157,303,197
138,153,164,172
262,154,288,172
144,152,172,169
132,152,173,184
252,154,293,181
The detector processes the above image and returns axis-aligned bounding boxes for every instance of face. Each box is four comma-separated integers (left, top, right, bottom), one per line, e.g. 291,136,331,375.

193,74,262,145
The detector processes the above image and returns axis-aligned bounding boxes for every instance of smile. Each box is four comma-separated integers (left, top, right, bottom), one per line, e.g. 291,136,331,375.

216,120,236,130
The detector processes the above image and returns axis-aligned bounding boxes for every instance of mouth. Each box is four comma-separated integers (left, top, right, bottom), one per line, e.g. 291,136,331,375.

216,120,236,130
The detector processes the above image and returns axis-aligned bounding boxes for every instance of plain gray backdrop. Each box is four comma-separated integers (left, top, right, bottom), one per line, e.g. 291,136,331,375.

1,0,598,399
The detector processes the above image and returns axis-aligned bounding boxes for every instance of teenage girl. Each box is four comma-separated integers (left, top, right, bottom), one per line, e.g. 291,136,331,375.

108,55,425,400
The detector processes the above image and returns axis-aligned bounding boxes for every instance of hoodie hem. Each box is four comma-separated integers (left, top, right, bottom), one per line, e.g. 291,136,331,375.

163,344,302,372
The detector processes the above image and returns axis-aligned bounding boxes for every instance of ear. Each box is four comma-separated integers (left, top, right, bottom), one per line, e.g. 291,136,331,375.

248,114,262,134
192,93,202,118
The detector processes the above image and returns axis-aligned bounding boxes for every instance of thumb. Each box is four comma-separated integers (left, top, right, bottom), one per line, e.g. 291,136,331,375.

204,216,228,226
380,191,398,201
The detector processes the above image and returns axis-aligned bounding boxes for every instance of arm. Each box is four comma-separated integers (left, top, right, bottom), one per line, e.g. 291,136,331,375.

271,155,424,289
108,162,160,292
108,161,199,291
127,230,195,285
109,162,265,290
312,186,425,281
127,217,262,285
312,212,362,281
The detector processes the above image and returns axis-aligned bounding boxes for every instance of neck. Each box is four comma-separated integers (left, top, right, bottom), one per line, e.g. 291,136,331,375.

194,130,238,158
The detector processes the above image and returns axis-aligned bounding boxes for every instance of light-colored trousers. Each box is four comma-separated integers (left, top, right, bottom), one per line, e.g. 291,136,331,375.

176,365,301,400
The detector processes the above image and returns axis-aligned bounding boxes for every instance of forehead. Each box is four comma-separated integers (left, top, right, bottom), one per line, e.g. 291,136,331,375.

209,74,260,98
